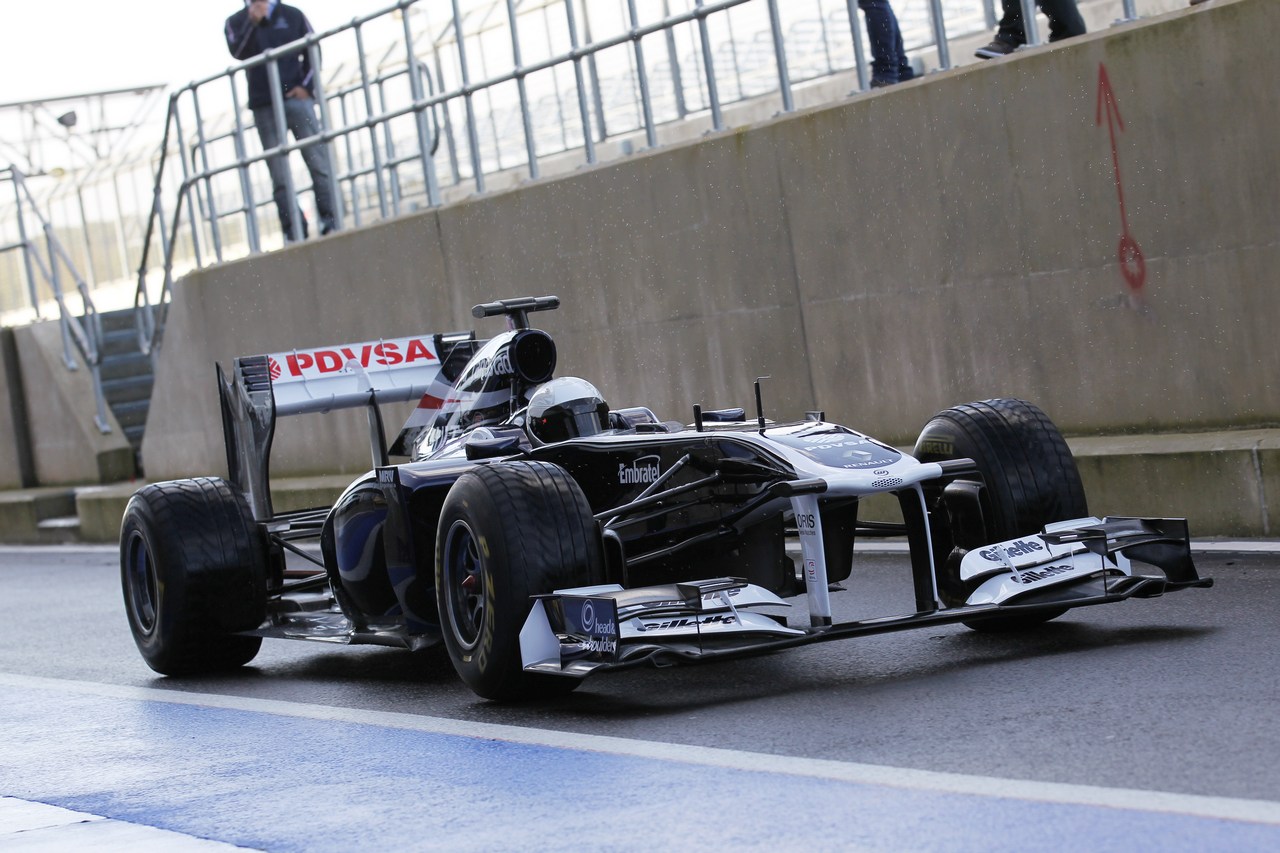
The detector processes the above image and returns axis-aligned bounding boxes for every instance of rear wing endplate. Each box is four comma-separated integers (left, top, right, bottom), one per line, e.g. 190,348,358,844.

217,333,463,520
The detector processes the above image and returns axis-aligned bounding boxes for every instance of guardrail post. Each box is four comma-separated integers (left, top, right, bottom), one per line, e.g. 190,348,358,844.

661,0,688,120
843,0,870,93
926,0,952,69
1019,0,1042,46
402,3,442,207
693,0,724,131
309,42,348,229
10,172,42,318
191,87,224,262
563,0,598,164
266,59,306,243
451,0,486,193
626,0,658,149
506,0,541,179
764,0,794,113
229,76,262,254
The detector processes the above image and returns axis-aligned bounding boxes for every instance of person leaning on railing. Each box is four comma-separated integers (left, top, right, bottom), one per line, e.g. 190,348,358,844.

225,0,338,240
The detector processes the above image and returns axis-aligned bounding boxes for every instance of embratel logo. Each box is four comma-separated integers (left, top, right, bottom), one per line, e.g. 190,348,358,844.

268,357,282,380
618,455,662,486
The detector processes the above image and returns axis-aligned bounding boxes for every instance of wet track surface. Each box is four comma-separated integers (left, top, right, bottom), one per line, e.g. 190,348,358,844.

1,545,1278,850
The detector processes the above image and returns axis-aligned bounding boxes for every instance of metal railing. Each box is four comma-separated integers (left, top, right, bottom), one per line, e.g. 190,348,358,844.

122,0,1168,358
0,166,111,433
132,0,996,354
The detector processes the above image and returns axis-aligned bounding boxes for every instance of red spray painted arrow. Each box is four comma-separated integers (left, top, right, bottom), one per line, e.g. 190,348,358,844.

1097,63,1145,296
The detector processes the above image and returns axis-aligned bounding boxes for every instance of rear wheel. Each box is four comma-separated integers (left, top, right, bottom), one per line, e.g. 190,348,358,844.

914,398,1088,630
436,461,605,701
120,477,268,674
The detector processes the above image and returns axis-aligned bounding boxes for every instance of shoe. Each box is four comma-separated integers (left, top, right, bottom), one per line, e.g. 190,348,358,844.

975,39,1019,60
870,78,897,89
320,219,337,236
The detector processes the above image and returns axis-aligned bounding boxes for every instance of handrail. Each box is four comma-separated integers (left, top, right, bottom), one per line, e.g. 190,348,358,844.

128,0,1174,360
1,166,112,433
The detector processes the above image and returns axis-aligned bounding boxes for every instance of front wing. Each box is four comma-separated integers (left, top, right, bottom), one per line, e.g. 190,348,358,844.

519,517,1213,679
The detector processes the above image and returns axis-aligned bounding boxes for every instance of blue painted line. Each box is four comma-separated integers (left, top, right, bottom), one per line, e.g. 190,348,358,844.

1,676,1277,852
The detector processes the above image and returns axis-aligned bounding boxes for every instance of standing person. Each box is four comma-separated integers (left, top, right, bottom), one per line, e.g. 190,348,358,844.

858,1,915,88
225,0,338,240
975,0,1086,59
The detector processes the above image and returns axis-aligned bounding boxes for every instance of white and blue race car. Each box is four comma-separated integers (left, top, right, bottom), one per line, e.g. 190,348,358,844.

120,296,1211,700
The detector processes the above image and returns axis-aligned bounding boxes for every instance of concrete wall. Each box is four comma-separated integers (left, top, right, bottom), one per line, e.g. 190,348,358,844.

143,0,1279,481
0,328,29,489
12,322,135,485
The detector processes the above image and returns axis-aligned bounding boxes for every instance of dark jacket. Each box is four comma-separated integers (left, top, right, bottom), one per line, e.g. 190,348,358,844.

225,3,318,109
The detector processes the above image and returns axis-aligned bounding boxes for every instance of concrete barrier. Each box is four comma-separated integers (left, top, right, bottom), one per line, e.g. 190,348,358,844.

0,328,30,490
131,0,1276,534
12,322,135,485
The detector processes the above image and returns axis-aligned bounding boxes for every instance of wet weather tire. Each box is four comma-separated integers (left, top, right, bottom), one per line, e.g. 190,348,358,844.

120,477,268,674
436,461,605,701
914,399,1088,630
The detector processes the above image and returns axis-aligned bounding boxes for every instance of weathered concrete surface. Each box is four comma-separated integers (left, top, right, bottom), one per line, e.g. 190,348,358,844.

1070,430,1280,538
125,1,1277,538
12,322,135,485
0,329,28,490
0,487,76,545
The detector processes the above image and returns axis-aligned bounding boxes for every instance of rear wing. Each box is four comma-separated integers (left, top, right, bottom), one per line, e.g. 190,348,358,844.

218,332,477,520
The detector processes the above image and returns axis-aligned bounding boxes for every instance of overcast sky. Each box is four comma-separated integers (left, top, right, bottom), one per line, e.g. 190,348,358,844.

0,1,391,105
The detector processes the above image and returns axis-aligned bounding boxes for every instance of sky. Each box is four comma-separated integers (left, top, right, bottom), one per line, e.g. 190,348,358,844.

0,1,399,105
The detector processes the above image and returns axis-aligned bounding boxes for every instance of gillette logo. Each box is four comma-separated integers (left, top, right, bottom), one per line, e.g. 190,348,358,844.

979,539,1045,562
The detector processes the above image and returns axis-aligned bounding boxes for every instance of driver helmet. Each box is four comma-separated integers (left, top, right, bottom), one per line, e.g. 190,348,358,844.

526,377,610,443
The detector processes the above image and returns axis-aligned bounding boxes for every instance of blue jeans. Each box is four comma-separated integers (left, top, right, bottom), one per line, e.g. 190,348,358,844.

859,0,911,84
252,97,337,237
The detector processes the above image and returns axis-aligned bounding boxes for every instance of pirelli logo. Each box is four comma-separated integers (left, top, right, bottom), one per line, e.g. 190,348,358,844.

917,438,953,456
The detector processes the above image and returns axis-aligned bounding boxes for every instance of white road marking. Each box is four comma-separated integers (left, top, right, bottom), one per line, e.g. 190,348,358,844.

4,672,1278,827
0,797,256,850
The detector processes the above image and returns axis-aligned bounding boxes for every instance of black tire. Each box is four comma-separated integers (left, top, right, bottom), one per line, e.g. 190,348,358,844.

120,477,268,674
914,399,1088,630
436,461,604,701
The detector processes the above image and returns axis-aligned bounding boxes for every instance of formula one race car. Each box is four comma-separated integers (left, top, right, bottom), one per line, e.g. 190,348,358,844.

120,296,1212,700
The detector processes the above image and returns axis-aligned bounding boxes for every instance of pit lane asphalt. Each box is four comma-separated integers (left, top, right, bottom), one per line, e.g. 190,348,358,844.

1,544,1278,851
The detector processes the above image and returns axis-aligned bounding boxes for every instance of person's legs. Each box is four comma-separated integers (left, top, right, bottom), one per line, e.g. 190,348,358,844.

994,0,1027,45
976,0,1024,58
252,105,305,238
858,0,902,85
1039,0,1086,41
284,97,338,234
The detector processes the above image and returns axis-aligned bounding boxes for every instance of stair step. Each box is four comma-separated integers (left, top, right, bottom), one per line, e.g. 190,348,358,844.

100,352,153,382
102,374,154,404
110,399,151,429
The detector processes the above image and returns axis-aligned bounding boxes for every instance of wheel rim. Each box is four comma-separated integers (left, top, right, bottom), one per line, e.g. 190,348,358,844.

442,519,485,651
124,530,158,635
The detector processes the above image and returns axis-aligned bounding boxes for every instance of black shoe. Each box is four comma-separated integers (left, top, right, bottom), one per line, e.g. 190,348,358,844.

320,219,337,236
282,213,310,243
870,77,896,89
975,39,1019,59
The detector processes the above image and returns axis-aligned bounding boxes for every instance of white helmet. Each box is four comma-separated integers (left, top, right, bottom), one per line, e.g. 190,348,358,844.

526,377,610,443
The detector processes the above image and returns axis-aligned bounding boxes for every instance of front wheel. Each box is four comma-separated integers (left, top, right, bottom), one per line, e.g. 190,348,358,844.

436,461,605,701
120,477,268,674
914,398,1088,630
